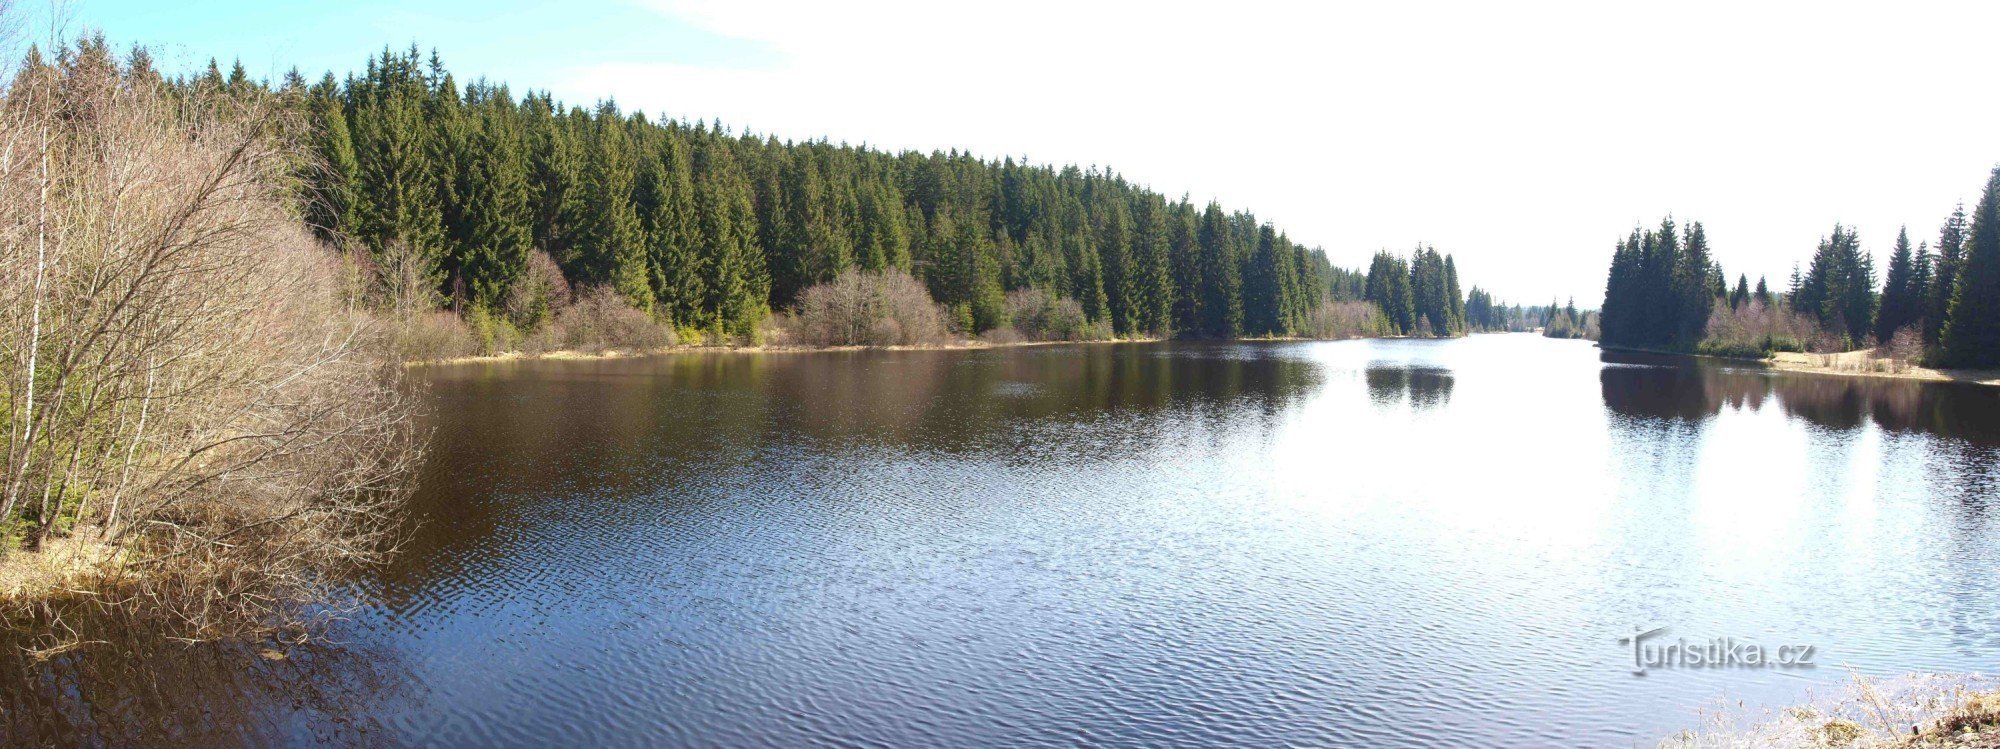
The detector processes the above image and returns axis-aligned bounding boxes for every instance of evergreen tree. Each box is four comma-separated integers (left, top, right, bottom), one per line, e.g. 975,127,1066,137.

1927,203,1968,346
1128,194,1174,336
693,137,767,336
1939,167,2000,367
573,102,650,309
453,84,533,307
1875,226,1921,344
1167,200,1203,334
303,73,359,244
349,49,447,299
1195,203,1241,337
523,93,582,269
1242,224,1286,336
640,125,704,326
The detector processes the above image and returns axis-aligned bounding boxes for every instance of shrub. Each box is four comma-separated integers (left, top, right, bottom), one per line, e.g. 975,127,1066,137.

0,46,417,639
1700,300,1824,357
790,270,954,347
1302,300,1390,339
546,286,676,353
392,310,479,361
980,326,1027,345
465,305,524,356
505,250,572,330
1003,288,1110,341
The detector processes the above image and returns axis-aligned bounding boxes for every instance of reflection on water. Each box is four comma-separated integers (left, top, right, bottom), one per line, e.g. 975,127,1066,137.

6,337,2000,747
1366,365,1455,410
1601,350,2000,440
0,622,402,747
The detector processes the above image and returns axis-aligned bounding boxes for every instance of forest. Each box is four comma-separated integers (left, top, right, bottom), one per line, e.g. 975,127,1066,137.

152,45,1539,352
1599,173,2000,369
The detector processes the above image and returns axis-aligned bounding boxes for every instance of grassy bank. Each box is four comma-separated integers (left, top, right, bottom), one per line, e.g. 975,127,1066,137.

1767,351,2000,387
1599,343,2000,388
1663,674,2000,748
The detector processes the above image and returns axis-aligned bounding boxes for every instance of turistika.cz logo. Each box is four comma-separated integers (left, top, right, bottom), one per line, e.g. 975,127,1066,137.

1618,625,1816,674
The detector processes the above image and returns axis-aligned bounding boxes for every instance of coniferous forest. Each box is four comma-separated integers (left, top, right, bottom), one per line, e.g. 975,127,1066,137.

1599,168,2000,368
156,46,1526,348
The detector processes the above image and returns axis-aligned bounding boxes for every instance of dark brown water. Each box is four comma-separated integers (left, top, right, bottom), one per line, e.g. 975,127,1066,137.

10,336,2000,747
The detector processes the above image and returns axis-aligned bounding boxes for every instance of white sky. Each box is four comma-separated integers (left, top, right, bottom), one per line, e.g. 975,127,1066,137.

563,0,2000,308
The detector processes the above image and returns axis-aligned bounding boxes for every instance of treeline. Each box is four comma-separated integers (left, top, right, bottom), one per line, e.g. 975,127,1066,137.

128,46,1407,344
1600,167,2000,367
1360,247,1469,336
1464,290,1591,335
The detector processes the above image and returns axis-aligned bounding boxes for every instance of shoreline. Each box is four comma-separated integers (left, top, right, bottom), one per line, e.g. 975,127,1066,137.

403,333,1453,367
1598,343,2000,387
406,336,1171,367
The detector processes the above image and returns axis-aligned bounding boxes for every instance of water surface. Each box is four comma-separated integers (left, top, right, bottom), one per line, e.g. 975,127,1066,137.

14,336,2000,747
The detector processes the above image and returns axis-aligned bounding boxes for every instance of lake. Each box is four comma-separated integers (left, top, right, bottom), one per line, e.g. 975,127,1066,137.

12,335,2000,747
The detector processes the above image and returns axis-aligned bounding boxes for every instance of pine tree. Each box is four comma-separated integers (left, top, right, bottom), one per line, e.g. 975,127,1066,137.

454,84,533,307
1167,200,1203,334
693,137,767,336
573,102,650,309
303,73,359,244
1939,167,2000,367
349,49,447,301
1128,194,1173,336
640,125,704,327
1730,274,1750,310
1875,226,1920,344
1927,203,1969,346
523,94,582,270
1091,183,1135,335
1195,203,1241,337
1443,255,1465,334
1242,224,1286,336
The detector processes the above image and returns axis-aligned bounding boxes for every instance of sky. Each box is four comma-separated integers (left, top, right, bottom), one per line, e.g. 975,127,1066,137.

35,0,2000,307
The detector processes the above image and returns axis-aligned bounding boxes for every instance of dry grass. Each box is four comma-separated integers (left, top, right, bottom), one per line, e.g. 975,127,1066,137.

1662,674,2000,748
1768,351,2000,386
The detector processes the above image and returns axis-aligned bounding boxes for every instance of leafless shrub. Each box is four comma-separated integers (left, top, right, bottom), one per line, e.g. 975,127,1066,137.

1701,301,1823,357
979,326,1026,345
504,249,571,330
1003,287,1108,342
789,269,953,347
391,310,478,362
0,43,418,640
1873,327,1924,374
1302,300,1392,339
539,286,675,353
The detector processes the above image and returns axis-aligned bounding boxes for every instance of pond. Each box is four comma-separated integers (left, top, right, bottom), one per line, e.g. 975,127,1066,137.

13,335,2000,747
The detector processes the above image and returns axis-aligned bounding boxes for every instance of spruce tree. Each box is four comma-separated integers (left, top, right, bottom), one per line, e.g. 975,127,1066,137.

1195,203,1241,337
454,85,533,307
350,49,447,301
1242,225,1285,336
1927,203,1968,345
641,126,704,327
574,102,650,309
1875,226,1919,344
1939,168,2000,367
1128,194,1173,336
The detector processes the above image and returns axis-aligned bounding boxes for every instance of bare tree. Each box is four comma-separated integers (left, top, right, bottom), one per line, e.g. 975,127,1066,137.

0,41,419,640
